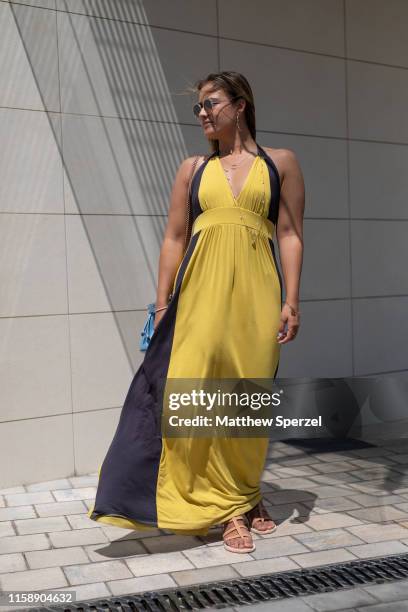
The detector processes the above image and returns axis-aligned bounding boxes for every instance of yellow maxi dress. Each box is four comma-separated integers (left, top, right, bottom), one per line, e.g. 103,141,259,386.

88,142,283,535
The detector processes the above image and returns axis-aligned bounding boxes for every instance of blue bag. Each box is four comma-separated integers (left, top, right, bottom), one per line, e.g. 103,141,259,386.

139,303,156,352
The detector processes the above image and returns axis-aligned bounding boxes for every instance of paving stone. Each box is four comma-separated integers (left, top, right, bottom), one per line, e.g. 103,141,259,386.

294,528,365,551
0,553,26,573
311,453,352,463
347,481,389,494
35,501,87,517
84,539,147,562
26,479,71,492
289,547,357,568
347,506,408,523
389,454,408,464
388,477,408,487
183,541,255,568
0,496,4,508
346,540,408,559
301,586,378,611
0,522,15,537
26,546,89,569
270,477,320,490
266,490,317,505
310,497,362,513
347,493,407,507
241,599,315,611
0,567,68,591
348,447,394,458
312,461,360,474
53,488,97,502
364,579,408,603
274,445,305,456
49,528,109,548
251,536,309,560
63,560,132,585
68,476,98,487
349,458,399,469
258,520,312,538
305,512,363,530
357,472,403,484
0,486,25,495
350,466,392,480
266,451,287,460
50,581,110,602
66,514,104,530
15,516,71,535
100,524,162,541
141,534,203,554
0,506,36,521
262,470,284,482
265,502,310,520
171,564,239,586
279,456,320,467
309,472,361,485
0,534,50,554
271,466,320,478
234,555,299,576
108,573,177,595
384,442,408,453
0,602,40,611
126,551,194,575
310,485,355,499
5,492,54,506
357,602,408,611
347,523,408,543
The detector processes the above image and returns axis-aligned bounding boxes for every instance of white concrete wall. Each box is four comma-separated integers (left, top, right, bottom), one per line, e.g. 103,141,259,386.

1,0,407,486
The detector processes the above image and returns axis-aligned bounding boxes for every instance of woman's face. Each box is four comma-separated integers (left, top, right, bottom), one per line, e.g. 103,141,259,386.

196,84,240,139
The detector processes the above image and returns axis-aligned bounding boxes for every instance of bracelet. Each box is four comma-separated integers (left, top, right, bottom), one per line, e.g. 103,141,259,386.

284,301,300,316
155,305,168,313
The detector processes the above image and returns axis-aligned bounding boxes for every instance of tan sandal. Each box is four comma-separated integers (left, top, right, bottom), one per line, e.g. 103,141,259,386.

246,500,277,535
222,515,255,553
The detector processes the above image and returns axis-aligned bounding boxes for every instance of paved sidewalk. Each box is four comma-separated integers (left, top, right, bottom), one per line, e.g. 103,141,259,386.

1,437,408,610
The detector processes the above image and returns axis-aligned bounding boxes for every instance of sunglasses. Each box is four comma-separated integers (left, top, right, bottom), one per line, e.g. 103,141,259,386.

192,96,240,119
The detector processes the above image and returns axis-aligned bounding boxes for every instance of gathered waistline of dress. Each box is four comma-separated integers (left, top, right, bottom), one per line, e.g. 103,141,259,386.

191,207,275,240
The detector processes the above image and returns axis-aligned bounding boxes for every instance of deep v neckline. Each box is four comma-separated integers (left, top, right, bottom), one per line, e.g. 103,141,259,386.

217,148,260,203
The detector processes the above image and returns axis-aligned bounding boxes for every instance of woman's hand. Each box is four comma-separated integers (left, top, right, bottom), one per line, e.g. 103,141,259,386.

276,302,300,344
153,308,167,332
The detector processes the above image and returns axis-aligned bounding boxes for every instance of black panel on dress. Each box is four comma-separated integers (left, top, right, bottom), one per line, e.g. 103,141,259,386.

257,144,281,226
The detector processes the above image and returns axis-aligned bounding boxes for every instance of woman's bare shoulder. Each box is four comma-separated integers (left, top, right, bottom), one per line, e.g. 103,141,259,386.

261,146,300,182
262,146,298,163
182,154,208,180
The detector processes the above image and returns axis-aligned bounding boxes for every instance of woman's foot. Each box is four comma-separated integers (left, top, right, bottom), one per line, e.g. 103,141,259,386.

222,515,255,553
246,500,277,535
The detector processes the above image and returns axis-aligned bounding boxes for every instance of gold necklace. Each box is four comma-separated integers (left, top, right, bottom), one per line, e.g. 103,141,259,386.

220,154,258,197
219,147,258,170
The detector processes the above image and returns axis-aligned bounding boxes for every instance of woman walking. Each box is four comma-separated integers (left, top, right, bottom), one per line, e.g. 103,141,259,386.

88,71,305,553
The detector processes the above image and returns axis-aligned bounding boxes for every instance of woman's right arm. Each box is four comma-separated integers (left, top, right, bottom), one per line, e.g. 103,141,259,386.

154,156,199,329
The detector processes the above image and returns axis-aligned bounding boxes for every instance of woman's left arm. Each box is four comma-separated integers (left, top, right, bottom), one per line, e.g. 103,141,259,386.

275,149,305,344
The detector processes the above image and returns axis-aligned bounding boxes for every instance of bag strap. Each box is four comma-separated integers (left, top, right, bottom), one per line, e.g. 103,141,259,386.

183,155,206,255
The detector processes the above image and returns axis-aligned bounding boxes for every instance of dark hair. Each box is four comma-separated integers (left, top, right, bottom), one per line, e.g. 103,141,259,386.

187,71,257,154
